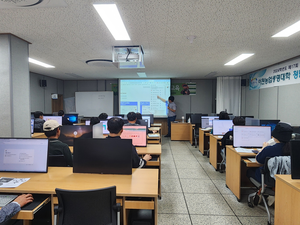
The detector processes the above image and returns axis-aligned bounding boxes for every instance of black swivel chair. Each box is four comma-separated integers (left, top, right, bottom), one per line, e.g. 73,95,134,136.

48,155,68,167
55,186,121,225
247,156,291,225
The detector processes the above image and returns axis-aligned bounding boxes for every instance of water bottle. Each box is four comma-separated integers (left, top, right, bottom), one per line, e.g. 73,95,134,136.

182,116,184,123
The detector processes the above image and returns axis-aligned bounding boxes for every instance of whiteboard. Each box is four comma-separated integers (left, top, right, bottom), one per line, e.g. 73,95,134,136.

75,92,113,117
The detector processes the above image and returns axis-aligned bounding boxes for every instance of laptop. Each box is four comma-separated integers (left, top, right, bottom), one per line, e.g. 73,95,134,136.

0,138,49,173
73,138,132,175
121,126,147,147
233,126,271,148
290,140,300,179
59,125,92,146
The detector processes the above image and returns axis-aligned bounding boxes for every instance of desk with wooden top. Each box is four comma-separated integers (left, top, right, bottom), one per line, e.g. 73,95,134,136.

226,146,260,201
0,167,159,225
274,175,300,225
171,122,190,141
148,127,161,144
31,133,46,138
209,134,222,170
199,129,211,154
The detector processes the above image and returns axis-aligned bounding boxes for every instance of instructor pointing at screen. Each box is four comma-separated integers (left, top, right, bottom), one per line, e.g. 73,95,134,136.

157,95,176,137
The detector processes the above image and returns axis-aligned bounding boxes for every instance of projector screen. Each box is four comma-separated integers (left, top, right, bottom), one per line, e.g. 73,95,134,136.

119,79,170,118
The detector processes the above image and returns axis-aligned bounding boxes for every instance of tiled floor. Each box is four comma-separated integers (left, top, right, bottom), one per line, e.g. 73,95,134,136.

158,137,274,225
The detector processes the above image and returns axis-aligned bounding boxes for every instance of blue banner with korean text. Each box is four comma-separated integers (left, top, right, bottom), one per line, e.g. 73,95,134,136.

249,58,300,90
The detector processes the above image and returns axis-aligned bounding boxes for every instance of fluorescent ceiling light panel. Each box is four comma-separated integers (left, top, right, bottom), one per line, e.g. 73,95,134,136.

272,20,300,37
137,72,147,77
29,58,55,68
93,4,130,41
224,54,254,66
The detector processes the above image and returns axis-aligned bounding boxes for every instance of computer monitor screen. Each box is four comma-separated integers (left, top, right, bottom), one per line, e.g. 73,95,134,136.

73,138,132,175
260,120,280,132
31,113,35,119
201,118,210,129
202,116,219,127
0,138,48,173
213,120,233,136
31,119,34,134
140,117,150,128
102,120,109,134
59,125,92,146
233,126,271,148
64,114,78,123
190,114,202,124
43,116,62,125
241,116,254,119
121,126,147,147
290,140,300,179
245,118,260,126
93,122,103,138
142,114,154,124
85,120,90,125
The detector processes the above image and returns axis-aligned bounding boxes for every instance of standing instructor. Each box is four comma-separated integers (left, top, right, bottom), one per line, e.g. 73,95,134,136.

157,95,176,137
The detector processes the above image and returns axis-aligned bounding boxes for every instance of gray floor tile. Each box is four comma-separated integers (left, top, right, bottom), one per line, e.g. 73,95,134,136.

238,216,270,225
174,160,202,169
185,193,234,215
173,154,198,161
161,160,176,168
211,180,234,195
158,193,188,214
161,178,182,193
205,170,226,180
158,214,192,225
223,194,274,217
177,168,210,179
191,215,242,225
171,149,194,155
161,168,179,179
180,179,219,194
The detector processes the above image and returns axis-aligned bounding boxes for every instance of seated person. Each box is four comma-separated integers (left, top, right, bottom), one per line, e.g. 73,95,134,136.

124,112,139,126
136,113,156,134
106,117,151,168
247,122,293,183
90,117,100,126
98,113,108,120
43,120,73,167
58,110,73,125
34,111,45,132
0,194,33,224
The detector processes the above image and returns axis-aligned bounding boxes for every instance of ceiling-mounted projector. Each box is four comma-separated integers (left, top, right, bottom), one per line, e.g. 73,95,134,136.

112,45,145,69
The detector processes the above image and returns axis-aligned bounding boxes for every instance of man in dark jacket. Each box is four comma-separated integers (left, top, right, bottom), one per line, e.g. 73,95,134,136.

107,117,151,168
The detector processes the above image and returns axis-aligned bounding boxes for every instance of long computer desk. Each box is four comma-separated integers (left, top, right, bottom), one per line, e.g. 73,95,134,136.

226,146,260,201
0,167,159,225
209,134,222,170
274,175,300,225
198,128,210,155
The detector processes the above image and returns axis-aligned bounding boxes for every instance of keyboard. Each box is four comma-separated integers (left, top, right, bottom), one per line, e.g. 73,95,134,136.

0,194,18,207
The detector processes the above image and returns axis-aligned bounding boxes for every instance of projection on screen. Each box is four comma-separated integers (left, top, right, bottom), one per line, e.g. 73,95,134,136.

119,79,170,118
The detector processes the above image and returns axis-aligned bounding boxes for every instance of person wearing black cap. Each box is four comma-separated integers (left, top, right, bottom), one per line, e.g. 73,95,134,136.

247,122,293,183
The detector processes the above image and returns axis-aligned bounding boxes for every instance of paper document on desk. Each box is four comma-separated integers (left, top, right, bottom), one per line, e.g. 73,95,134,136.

235,148,255,153
0,177,30,188
248,158,256,162
148,134,160,137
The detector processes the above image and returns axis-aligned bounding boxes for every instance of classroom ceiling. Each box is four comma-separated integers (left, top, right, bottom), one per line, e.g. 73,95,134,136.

1,0,300,80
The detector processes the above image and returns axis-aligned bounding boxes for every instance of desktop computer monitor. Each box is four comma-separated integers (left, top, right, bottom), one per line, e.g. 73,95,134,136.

85,120,90,125
31,119,34,134
121,126,147,147
201,118,210,129
233,126,271,148
142,114,154,124
138,118,150,128
141,116,151,127
260,120,280,132
212,120,233,136
241,116,254,119
92,122,103,138
64,113,78,123
73,138,132,175
102,120,109,134
202,116,219,128
0,138,49,173
43,116,62,125
190,114,202,124
290,140,300,179
59,125,92,146
245,118,260,126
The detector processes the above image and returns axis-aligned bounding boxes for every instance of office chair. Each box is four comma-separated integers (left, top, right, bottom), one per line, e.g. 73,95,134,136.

190,114,201,148
55,186,121,225
247,156,291,225
48,155,68,167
